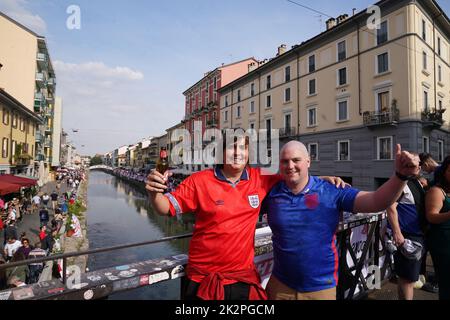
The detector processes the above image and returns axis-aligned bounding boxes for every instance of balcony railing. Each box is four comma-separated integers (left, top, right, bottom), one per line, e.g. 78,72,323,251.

363,107,399,127
36,154,45,162
36,53,47,67
45,126,53,134
35,72,45,87
206,119,218,128
279,127,297,138
35,132,44,143
421,109,446,128
47,77,56,87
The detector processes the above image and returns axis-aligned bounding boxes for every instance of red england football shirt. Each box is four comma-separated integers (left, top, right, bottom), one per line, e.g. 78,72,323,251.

165,167,280,284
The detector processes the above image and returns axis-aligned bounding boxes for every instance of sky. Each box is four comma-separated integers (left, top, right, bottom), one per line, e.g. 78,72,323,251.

1,0,449,156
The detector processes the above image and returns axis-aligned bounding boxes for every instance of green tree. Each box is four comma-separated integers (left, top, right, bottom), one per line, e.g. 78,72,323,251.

89,156,103,166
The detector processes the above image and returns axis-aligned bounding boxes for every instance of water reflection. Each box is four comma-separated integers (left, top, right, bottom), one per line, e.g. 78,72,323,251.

86,171,194,299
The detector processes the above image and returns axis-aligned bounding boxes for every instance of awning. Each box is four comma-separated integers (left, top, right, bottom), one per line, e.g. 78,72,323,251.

0,174,38,189
0,181,21,196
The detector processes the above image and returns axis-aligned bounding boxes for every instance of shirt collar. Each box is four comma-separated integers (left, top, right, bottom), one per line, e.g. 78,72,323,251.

214,166,249,185
281,176,314,195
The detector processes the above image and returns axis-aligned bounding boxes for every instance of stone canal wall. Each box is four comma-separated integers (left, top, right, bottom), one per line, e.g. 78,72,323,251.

60,172,90,272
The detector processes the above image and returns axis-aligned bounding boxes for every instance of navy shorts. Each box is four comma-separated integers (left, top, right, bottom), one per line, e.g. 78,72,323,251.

393,234,425,282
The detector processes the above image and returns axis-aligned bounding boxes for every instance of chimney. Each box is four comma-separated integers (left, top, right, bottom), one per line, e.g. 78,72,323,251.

326,18,337,30
276,44,287,56
336,14,349,24
248,62,258,73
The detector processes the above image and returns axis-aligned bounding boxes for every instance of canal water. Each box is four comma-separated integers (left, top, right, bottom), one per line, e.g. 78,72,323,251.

86,171,194,300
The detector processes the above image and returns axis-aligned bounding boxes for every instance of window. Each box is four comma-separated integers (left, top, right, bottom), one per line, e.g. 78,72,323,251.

266,119,272,142
11,140,16,157
377,137,393,160
377,52,389,74
438,140,444,162
424,91,429,112
338,67,347,86
308,143,318,161
20,118,25,131
214,77,217,89
337,100,348,121
12,114,18,128
266,95,272,108
237,90,241,102
285,88,291,102
438,65,442,82
266,75,271,90
422,19,426,41
309,79,316,95
377,21,388,45
237,106,241,118
307,107,317,127
224,110,228,122
309,55,315,73
377,91,389,112
250,123,255,130
2,138,8,158
438,37,441,56
284,113,292,130
31,145,34,158
285,66,291,82
213,111,217,121
439,99,443,111
423,136,430,153
250,101,255,113
2,109,9,125
251,83,255,96
338,140,350,161
423,51,427,70
338,41,346,62
225,96,229,108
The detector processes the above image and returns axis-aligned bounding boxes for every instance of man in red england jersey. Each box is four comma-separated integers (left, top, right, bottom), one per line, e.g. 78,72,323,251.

146,132,345,300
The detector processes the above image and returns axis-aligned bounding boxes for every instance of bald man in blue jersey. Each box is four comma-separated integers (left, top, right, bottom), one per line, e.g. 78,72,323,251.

264,141,420,300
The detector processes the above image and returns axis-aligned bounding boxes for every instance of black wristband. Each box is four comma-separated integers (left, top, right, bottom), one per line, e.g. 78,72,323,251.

395,171,414,181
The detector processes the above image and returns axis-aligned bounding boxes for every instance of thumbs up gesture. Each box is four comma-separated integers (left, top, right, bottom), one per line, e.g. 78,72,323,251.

395,144,420,177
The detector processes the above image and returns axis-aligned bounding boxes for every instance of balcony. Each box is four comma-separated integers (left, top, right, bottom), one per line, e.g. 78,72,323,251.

45,126,53,134
36,53,47,68
35,132,44,143
207,100,218,110
363,107,399,128
46,93,54,103
421,109,446,128
44,138,52,148
206,119,219,128
47,77,56,87
36,154,45,162
35,72,46,88
279,127,297,138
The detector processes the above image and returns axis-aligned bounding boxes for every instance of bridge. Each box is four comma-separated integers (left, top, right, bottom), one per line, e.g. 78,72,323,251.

89,165,113,171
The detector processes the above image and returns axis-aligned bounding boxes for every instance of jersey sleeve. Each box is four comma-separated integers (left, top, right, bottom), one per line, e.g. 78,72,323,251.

164,175,198,217
337,186,360,213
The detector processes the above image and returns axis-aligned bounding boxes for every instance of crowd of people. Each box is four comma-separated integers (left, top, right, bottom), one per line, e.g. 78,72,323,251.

113,168,148,183
147,131,449,301
0,168,85,290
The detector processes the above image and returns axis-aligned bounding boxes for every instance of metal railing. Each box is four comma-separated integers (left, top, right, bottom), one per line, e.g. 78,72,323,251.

363,107,399,127
279,127,297,138
421,109,445,126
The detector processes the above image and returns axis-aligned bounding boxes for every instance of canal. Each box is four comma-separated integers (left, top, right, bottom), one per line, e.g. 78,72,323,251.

86,171,194,300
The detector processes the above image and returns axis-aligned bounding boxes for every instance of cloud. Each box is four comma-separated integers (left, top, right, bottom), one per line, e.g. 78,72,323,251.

54,61,144,81
0,0,47,35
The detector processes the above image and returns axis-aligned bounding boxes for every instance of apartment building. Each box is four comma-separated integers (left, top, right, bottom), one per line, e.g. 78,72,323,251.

135,137,152,169
0,11,58,183
182,57,260,172
219,0,450,190
0,89,43,175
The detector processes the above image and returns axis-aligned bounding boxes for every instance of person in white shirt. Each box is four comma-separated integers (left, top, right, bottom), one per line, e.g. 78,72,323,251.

32,195,41,213
4,237,22,261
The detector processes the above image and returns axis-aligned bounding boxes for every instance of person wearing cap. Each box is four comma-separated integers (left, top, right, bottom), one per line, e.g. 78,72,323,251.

386,163,427,300
147,132,346,300
425,155,450,300
262,141,419,300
